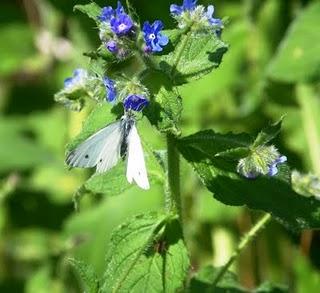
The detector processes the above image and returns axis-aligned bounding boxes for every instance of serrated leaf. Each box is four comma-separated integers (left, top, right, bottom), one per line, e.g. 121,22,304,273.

159,31,228,85
252,119,282,147
69,258,99,293
267,2,320,82
178,130,320,230
74,3,101,22
101,213,190,293
188,265,247,293
142,70,182,135
178,130,253,158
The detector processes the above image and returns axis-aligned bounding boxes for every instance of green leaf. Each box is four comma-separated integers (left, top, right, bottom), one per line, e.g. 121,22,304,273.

189,266,288,293
69,258,99,293
178,130,320,230
254,282,288,293
188,265,247,293
252,119,282,147
178,130,253,158
267,2,320,82
74,3,101,22
159,30,228,85
101,213,190,293
84,162,131,196
142,70,182,135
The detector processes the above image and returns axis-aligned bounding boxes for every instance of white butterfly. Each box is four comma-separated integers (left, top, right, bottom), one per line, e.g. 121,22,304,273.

66,114,150,190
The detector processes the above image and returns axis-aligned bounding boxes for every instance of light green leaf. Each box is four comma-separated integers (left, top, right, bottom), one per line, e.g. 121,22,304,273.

267,2,320,82
69,258,99,293
160,31,228,85
101,213,190,293
84,162,131,196
178,130,320,230
74,3,102,22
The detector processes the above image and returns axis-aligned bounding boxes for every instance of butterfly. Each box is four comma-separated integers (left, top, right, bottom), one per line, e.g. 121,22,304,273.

66,113,150,190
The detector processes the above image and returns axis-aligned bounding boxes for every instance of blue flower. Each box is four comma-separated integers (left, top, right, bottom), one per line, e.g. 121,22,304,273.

64,69,88,89
206,5,222,27
268,155,287,176
106,40,118,53
103,77,117,102
123,94,149,111
99,1,134,36
170,0,197,15
142,20,169,53
99,1,125,22
110,12,134,36
99,6,114,22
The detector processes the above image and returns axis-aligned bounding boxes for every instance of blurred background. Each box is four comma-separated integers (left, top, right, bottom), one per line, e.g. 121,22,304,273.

1,0,320,292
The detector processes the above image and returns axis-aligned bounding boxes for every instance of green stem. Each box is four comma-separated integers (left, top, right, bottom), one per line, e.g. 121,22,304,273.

211,213,272,287
166,134,182,219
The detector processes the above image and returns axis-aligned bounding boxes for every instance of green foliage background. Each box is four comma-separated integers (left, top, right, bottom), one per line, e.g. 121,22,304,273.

0,0,320,292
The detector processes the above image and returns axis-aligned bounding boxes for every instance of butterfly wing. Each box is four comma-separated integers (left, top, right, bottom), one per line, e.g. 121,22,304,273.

126,124,150,190
66,120,123,173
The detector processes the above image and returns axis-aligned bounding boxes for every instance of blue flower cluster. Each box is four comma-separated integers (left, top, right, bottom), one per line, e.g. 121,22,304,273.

62,1,225,114
170,0,222,32
103,76,149,112
98,1,168,55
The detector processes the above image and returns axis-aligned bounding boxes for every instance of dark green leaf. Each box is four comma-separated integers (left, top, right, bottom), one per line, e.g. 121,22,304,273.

101,213,190,293
178,130,320,230
254,282,288,293
74,3,101,22
143,70,182,135
159,31,228,85
69,258,99,293
267,2,320,82
188,265,247,293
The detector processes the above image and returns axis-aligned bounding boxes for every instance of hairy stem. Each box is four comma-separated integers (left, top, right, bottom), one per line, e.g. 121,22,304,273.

212,213,272,286
166,134,182,220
